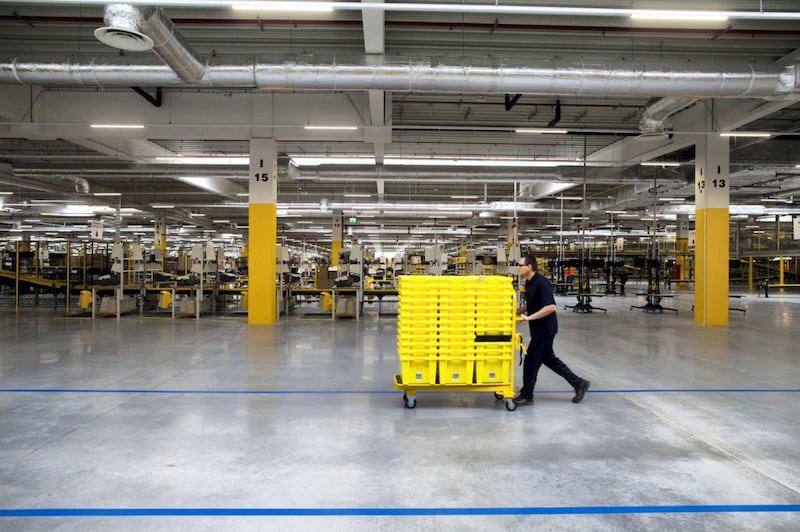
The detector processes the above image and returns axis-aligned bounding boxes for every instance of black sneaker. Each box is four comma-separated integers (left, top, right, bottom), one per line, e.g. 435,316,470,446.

572,380,590,403
513,395,533,406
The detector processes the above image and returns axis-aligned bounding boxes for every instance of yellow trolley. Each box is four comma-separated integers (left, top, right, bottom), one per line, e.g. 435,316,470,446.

393,275,522,411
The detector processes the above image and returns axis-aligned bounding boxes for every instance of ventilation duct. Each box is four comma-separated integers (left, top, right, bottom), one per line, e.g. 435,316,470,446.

1,57,796,99
94,4,153,52
94,4,206,82
638,96,697,140
285,164,688,185
56,176,91,194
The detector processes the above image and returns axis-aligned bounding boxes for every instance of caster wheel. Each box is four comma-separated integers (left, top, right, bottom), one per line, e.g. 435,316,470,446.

494,392,503,400
505,399,517,411
404,395,416,409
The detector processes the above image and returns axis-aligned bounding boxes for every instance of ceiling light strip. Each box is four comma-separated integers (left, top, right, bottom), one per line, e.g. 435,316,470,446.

10,1,799,20
515,128,568,134
720,132,772,138
304,125,359,130
90,124,145,129
228,2,800,20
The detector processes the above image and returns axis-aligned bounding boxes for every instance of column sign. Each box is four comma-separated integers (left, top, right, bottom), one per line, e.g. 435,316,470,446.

90,220,104,240
249,138,277,204
695,166,729,209
332,212,343,242
695,135,729,210
676,214,690,239
794,216,800,240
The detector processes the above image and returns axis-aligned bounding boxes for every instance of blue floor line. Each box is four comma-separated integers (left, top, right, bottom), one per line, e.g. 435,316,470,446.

0,388,798,395
1,504,799,517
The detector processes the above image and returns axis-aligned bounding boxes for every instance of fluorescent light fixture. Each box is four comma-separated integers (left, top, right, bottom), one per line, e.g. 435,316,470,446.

515,128,568,134
450,195,479,199
236,193,250,197
760,198,788,203
631,11,728,22
640,162,681,167
720,132,771,138
152,204,175,209
383,158,581,168
232,1,334,12
11,2,799,20
343,193,372,198
237,4,800,21
291,156,376,166
212,219,230,223
90,124,144,129
659,197,685,202
155,156,249,165
93,192,121,196
304,125,358,130
0,191,13,195
189,213,206,217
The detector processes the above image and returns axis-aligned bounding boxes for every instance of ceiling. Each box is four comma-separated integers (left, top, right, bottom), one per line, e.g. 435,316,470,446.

1,0,799,257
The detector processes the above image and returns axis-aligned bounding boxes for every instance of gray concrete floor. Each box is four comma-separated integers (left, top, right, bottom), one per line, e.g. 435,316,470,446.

0,289,799,531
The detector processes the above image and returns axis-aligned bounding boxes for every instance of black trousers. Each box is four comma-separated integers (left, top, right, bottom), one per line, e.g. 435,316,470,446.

519,333,583,398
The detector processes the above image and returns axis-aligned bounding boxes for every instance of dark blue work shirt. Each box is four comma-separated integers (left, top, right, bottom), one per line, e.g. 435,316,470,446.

524,273,558,336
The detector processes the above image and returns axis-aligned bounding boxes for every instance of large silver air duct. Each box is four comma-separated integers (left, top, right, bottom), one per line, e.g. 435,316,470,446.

0,57,797,99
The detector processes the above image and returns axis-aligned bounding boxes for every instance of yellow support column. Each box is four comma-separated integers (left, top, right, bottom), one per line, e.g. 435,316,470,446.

248,138,278,325
155,215,167,270
694,131,729,326
331,211,342,267
675,213,690,285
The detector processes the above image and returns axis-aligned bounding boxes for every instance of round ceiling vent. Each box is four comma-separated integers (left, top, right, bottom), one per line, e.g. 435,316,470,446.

636,130,669,142
94,26,154,52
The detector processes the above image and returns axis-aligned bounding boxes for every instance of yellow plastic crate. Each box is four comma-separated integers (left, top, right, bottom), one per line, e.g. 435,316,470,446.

397,326,440,338
475,357,512,384
397,325,439,335
400,358,438,385
437,331,473,341
397,340,438,356
438,357,475,385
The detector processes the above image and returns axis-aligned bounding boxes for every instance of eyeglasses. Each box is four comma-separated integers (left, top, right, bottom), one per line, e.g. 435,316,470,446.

517,262,528,267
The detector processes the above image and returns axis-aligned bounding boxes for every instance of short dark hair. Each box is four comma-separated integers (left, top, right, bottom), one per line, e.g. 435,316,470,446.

522,254,538,272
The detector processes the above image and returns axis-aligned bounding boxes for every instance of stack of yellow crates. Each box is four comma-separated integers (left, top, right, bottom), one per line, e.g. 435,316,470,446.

397,275,516,387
